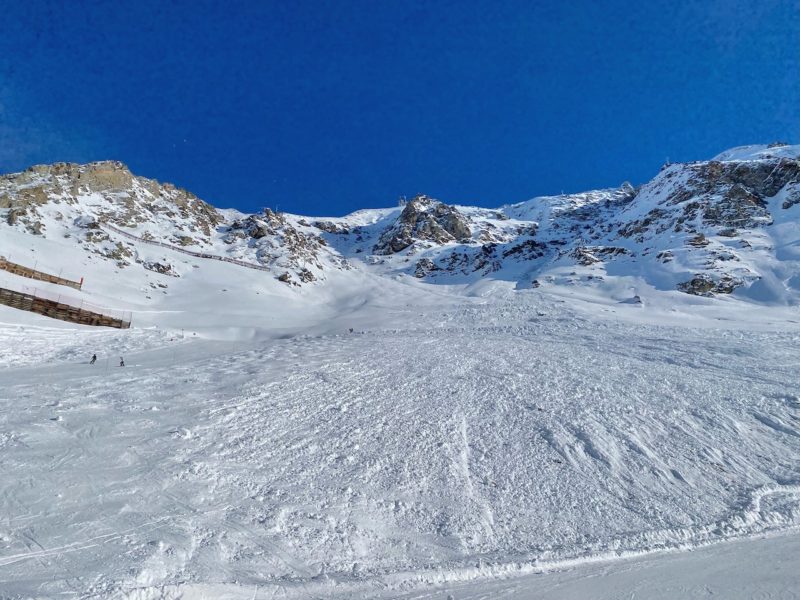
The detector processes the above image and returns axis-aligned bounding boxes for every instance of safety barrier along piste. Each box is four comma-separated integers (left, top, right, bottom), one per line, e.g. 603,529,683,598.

0,284,131,329
0,255,84,290
0,224,270,328
102,223,271,272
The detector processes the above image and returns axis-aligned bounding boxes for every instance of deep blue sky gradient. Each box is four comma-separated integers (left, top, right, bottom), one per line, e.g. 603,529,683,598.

1,0,797,215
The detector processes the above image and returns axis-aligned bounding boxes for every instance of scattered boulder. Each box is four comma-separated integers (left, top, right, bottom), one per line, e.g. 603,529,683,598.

687,233,709,247
143,261,179,277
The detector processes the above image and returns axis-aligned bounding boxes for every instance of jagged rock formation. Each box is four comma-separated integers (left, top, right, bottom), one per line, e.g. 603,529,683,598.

221,209,337,284
373,195,472,255
622,158,800,239
601,150,800,295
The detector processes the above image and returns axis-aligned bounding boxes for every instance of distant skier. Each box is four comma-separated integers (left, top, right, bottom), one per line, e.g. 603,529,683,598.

89,354,97,365
119,357,125,367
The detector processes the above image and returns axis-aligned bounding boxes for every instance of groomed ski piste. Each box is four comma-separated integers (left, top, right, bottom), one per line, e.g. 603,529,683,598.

1,274,799,599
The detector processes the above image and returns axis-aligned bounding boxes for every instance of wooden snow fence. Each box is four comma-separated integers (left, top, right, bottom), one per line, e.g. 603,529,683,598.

102,223,271,272
0,256,83,290
0,285,131,329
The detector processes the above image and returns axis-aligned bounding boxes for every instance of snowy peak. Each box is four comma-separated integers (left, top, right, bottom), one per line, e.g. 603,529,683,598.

1,160,222,241
626,156,799,235
503,183,637,225
0,159,243,248
372,194,473,255
606,153,800,297
0,161,349,286
712,142,800,162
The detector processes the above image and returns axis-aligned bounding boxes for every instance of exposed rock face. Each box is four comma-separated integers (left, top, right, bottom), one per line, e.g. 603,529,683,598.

569,246,629,266
0,162,346,286
502,239,548,260
313,220,350,235
414,258,439,278
75,161,134,191
224,215,271,241
373,195,471,255
222,209,337,285
630,158,800,239
0,161,223,239
678,274,742,296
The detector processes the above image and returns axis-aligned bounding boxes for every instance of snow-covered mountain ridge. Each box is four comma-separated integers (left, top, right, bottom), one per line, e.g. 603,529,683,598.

2,142,800,322
0,160,344,287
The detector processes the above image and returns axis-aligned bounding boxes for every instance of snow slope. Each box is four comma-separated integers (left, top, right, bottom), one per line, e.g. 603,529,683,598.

1,288,799,598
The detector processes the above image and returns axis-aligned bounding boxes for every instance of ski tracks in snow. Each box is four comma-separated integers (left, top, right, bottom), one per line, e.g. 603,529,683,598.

0,297,799,596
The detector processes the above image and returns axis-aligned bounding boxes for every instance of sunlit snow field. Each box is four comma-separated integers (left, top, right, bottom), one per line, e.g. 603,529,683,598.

1,287,799,598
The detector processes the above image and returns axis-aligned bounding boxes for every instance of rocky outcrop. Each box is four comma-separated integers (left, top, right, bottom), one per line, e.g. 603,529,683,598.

502,239,548,260
373,195,471,255
0,161,223,239
678,274,742,296
223,209,336,285
0,163,345,286
224,215,272,241
313,220,350,235
142,261,179,277
570,246,629,266
633,158,800,238
414,258,439,278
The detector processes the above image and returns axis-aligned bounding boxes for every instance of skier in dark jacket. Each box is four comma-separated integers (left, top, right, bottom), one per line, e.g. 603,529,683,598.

119,357,125,367
90,354,97,364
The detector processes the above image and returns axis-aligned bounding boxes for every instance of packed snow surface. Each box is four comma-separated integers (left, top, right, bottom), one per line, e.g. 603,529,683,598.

1,283,799,598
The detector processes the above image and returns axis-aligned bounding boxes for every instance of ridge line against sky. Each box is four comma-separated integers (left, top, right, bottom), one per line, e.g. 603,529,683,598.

1,0,797,216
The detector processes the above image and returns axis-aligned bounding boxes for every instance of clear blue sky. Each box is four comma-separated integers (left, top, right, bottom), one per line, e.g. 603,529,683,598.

1,1,797,216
